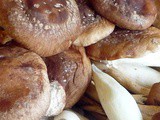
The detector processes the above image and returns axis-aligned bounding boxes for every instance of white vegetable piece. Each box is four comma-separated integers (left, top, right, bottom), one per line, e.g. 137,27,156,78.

94,61,160,95
54,110,88,120
92,64,143,120
100,50,160,67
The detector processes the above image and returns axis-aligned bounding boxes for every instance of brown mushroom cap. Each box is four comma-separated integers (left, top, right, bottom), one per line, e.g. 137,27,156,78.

73,0,115,46
86,27,160,61
88,0,157,30
0,45,50,120
44,46,91,110
0,0,81,57
146,83,160,105
153,0,160,29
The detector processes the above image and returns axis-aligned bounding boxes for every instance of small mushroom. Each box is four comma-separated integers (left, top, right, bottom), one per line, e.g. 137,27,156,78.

0,44,50,120
88,0,157,30
0,0,81,57
73,0,115,47
44,46,91,116
92,64,142,120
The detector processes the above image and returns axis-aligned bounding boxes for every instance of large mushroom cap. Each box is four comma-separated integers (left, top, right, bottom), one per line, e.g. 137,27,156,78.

73,0,115,47
0,0,81,57
44,46,91,114
86,27,160,62
88,0,157,30
0,45,50,120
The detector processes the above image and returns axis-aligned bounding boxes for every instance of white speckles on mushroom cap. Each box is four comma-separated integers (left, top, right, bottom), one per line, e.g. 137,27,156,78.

0,0,81,57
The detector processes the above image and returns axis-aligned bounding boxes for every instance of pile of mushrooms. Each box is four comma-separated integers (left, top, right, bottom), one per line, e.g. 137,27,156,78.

0,0,160,120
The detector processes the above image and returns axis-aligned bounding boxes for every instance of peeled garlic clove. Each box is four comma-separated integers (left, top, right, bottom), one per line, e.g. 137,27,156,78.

86,81,147,105
92,64,143,120
94,61,160,95
53,110,88,120
108,63,160,88
99,49,160,67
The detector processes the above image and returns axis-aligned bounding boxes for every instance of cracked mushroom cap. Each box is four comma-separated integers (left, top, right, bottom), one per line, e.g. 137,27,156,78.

0,45,50,120
86,27,160,66
0,0,81,57
73,0,115,47
88,0,157,30
44,46,91,116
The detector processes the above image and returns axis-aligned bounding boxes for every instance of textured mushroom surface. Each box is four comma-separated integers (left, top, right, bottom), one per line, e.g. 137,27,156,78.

0,45,50,120
0,0,81,57
45,46,91,109
86,27,160,61
89,0,157,30
73,0,115,46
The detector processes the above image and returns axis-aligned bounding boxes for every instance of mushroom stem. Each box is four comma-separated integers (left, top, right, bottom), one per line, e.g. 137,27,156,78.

92,64,143,120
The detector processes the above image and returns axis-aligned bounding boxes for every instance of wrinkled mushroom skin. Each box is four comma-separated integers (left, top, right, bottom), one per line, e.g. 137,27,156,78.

88,0,157,30
0,0,81,57
0,45,50,120
45,46,91,109
146,83,160,105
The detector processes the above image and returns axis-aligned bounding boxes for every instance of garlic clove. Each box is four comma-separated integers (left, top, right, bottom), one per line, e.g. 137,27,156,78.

53,110,88,120
99,50,160,67
86,82,147,105
92,64,143,120
94,61,160,95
